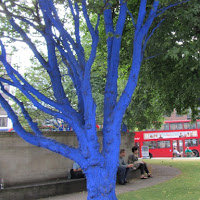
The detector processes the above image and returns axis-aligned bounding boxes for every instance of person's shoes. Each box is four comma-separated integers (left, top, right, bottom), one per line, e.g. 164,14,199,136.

124,179,128,183
147,174,153,178
141,176,148,179
118,181,126,185
140,175,148,179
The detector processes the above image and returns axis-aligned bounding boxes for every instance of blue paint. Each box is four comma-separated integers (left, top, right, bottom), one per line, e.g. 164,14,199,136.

0,1,189,199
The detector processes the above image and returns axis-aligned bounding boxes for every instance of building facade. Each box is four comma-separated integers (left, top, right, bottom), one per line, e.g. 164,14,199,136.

0,54,12,131
165,109,189,121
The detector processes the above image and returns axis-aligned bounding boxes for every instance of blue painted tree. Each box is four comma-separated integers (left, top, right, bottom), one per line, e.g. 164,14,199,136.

0,0,189,199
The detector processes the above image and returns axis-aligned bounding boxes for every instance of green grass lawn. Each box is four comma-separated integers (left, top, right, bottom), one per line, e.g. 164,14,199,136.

118,159,200,200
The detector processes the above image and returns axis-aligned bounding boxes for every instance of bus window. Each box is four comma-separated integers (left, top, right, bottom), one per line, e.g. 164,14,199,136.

145,128,155,131
143,141,157,149
178,140,183,153
185,139,198,147
184,123,190,129
170,123,183,130
157,141,171,148
160,123,169,130
184,123,196,129
189,123,196,129
173,140,177,148
197,122,200,129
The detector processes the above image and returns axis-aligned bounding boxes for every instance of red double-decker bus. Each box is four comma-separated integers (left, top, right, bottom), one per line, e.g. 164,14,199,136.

134,120,200,158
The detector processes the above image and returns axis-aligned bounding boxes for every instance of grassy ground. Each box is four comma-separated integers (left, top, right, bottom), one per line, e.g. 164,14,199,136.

117,159,200,200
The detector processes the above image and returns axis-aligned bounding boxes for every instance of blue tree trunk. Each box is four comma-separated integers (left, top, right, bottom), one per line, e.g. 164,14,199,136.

85,167,118,200
0,1,190,200
82,125,121,200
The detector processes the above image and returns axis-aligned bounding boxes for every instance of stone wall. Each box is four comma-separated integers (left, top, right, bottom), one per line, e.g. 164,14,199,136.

0,131,134,186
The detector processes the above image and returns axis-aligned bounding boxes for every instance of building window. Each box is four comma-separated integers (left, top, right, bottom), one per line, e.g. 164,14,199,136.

0,117,7,127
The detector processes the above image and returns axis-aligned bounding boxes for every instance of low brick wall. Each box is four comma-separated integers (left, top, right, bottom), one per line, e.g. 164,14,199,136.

0,178,87,200
0,131,134,187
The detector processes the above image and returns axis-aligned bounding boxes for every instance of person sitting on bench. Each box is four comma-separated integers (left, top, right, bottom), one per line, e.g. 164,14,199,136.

117,149,133,185
185,147,194,157
128,146,152,179
173,147,183,157
70,162,85,179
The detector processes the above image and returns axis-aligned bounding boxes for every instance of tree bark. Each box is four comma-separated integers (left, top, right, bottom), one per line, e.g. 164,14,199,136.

85,166,118,200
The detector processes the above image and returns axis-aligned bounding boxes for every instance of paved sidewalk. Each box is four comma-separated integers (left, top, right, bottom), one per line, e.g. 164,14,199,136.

39,165,181,200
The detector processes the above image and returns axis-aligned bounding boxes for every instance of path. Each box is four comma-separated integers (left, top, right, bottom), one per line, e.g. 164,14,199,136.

39,164,181,200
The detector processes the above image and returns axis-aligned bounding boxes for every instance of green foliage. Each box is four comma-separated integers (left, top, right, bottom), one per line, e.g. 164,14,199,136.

142,0,200,120
2,0,198,131
119,0,200,130
80,0,199,131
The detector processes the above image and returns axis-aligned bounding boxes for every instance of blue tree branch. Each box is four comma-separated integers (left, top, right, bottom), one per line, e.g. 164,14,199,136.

82,0,96,37
136,0,147,31
144,53,163,60
103,0,127,122
114,0,189,123
39,0,84,63
0,78,15,86
142,18,165,53
68,0,86,69
41,0,84,78
114,0,160,123
0,41,82,128
38,0,77,51
127,8,136,27
0,92,84,163
39,1,70,105
56,43,84,117
102,0,128,157
9,18,49,70
84,14,100,76
17,18,45,37
0,43,90,156
0,82,42,136
156,0,190,17
104,2,114,70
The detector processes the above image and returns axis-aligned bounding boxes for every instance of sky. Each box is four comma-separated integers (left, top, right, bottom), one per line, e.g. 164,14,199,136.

7,42,32,75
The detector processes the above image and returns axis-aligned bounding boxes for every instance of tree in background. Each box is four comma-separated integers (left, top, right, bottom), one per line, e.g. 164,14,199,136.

123,0,200,130
0,0,190,199
84,0,199,132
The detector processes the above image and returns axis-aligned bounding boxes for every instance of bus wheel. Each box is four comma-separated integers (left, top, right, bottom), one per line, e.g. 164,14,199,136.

149,153,153,159
192,150,199,157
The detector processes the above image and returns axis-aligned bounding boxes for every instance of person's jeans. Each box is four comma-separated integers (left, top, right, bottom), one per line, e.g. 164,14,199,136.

117,166,129,182
70,169,85,179
138,163,149,175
